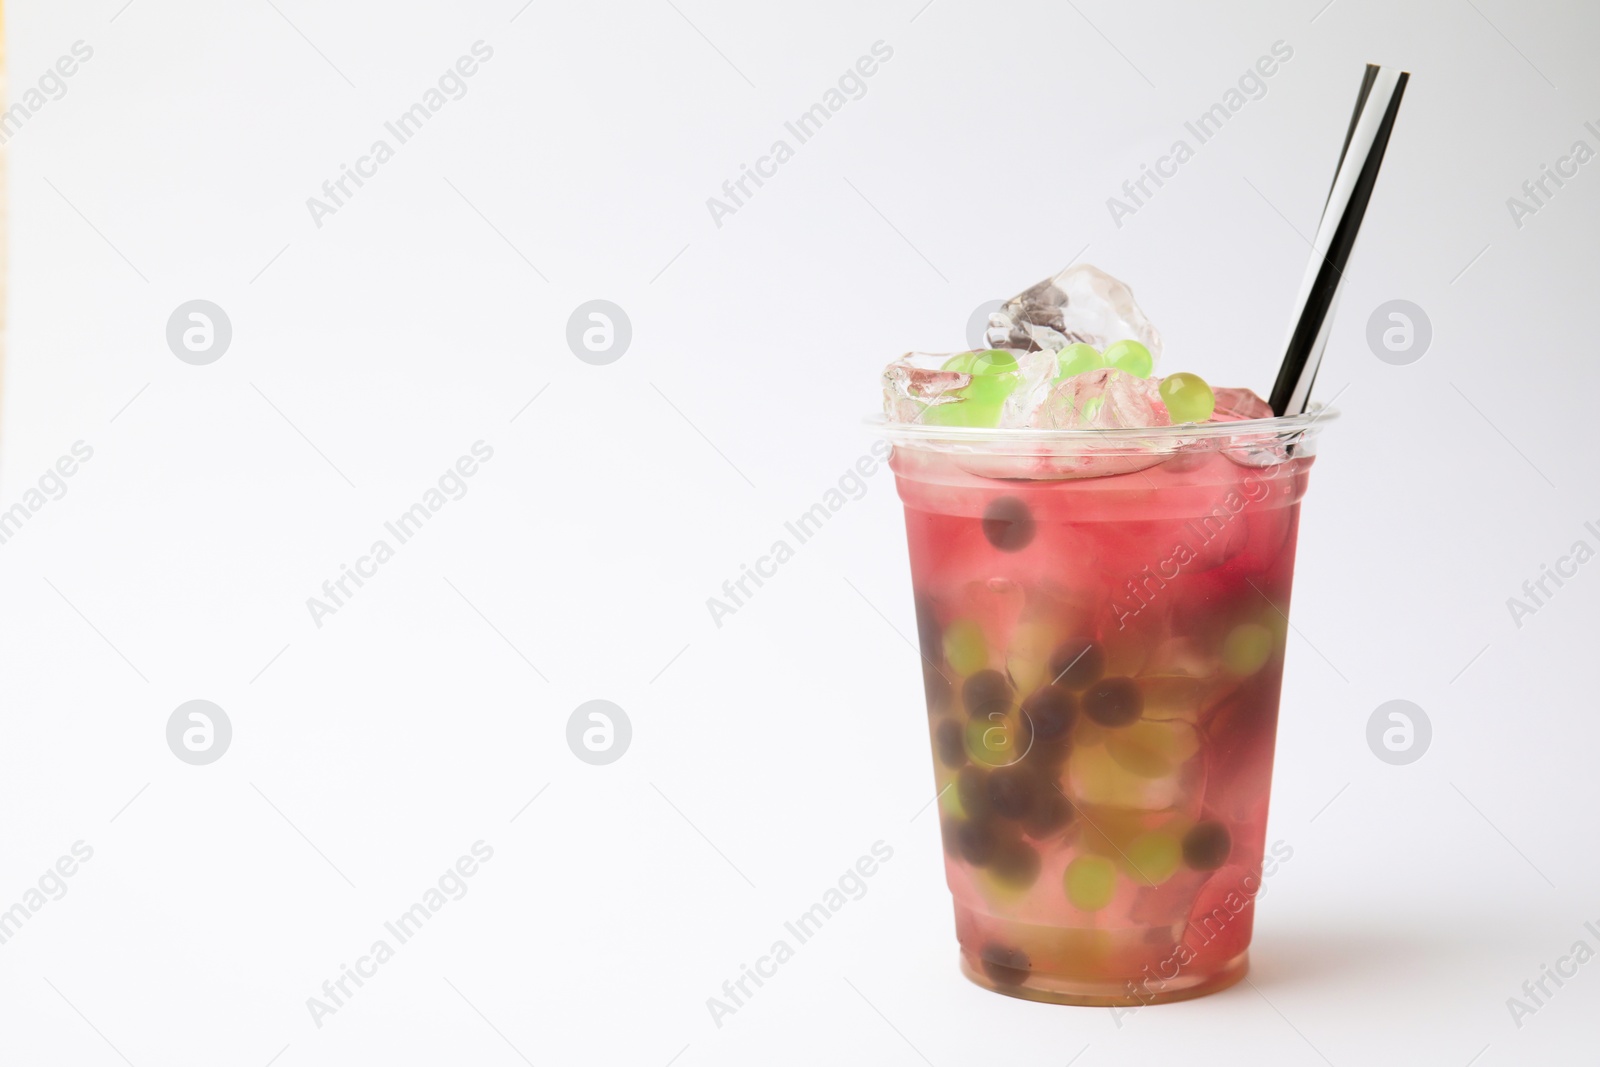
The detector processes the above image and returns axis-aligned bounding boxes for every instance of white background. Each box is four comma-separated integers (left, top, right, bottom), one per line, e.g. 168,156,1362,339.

1,0,1597,1063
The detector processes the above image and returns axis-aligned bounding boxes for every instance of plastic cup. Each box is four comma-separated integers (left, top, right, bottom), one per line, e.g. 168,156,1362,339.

879,409,1332,1005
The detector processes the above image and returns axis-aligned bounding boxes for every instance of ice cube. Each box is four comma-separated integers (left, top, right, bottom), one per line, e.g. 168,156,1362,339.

986,264,1163,363
999,349,1058,427
1209,388,1286,463
882,349,1059,428
1212,387,1293,466
1067,742,1197,812
1210,388,1273,422
881,353,970,423
1032,368,1172,430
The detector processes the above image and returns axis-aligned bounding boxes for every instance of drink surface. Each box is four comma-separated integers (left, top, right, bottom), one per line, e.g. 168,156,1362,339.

893,444,1312,1005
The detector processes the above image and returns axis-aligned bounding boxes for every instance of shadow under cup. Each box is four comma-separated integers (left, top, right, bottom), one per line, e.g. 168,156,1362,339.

879,410,1332,1006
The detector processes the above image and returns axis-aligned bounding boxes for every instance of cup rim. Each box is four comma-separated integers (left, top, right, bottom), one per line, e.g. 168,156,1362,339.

866,404,1337,453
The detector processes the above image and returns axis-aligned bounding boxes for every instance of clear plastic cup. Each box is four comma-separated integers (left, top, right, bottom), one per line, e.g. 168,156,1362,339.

877,409,1332,1005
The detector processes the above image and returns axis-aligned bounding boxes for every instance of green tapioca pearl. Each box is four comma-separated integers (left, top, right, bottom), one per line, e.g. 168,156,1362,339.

956,766,992,822
1222,622,1274,675
1125,832,1182,886
1257,608,1290,650
1158,372,1216,423
1064,854,1118,911
942,352,977,374
965,713,1024,766
964,372,1015,407
1055,343,1105,380
942,349,1016,375
942,619,988,675
938,779,968,818
1103,340,1153,378
929,350,1019,428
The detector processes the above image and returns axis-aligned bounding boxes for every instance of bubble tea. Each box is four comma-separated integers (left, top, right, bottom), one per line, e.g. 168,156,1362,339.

881,265,1329,1005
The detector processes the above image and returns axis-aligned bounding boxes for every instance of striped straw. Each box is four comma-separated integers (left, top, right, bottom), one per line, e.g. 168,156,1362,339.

1269,63,1410,416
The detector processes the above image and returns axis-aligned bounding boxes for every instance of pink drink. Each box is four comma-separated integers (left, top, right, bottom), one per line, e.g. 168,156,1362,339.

888,419,1323,1005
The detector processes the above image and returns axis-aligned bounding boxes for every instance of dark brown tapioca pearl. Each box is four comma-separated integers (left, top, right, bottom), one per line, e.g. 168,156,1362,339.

1023,723,1074,768
1083,677,1143,727
934,719,966,768
1048,638,1105,690
980,943,1031,986
1182,821,1232,871
1026,732,1073,770
921,661,954,714
989,838,1041,890
986,766,1040,820
957,766,992,822
1022,790,1075,839
939,817,961,858
962,669,1013,716
981,496,1036,552
1021,684,1077,743
956,818,1007,866
915,597,942,662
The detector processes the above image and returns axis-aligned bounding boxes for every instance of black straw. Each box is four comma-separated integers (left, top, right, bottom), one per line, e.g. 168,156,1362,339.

1270,64,1410,416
